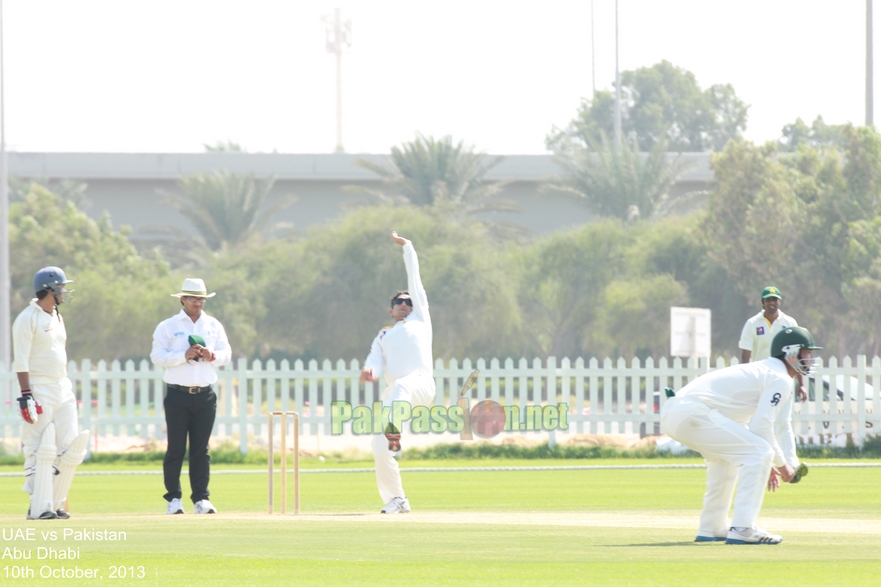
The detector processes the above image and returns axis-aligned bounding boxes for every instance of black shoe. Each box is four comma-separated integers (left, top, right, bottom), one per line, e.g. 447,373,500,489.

26,508,58,520
55,509,70,519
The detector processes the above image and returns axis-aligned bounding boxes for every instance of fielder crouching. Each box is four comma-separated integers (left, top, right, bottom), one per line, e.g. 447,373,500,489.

14,267,90,520
660,326,821,545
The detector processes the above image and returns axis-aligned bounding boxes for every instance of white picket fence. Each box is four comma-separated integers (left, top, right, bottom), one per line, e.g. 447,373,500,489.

1,356,879,453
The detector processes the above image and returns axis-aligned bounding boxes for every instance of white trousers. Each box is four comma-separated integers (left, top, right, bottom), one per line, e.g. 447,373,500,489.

661,397,774,533
372,370,435,504
21,381,80,494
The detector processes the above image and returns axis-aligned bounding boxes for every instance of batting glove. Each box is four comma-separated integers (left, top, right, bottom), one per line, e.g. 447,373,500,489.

17,391,41,424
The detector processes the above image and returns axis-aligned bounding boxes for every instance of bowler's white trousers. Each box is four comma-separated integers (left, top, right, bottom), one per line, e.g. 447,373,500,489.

661,396,774,533
372,370,435,504
21,379,79,494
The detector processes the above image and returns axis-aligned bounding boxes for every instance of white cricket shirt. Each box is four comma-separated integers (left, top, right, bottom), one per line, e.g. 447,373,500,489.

150,310,232,386
738,309,798,360
364,243,433,386
12,299,68,384
676,358,795,467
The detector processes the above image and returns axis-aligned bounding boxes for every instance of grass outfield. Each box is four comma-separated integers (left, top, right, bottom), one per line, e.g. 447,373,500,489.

1,461,879,586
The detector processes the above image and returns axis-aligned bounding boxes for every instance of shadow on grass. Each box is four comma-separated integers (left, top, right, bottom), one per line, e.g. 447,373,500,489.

608,541,702,547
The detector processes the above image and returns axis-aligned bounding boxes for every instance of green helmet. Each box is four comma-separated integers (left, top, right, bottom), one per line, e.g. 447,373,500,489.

771,327,821,356
771,327,822,375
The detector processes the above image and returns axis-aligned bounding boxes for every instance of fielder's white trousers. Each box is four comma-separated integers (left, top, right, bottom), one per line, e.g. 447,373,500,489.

372,370,435,504
661,397,774,533
21,380,79,494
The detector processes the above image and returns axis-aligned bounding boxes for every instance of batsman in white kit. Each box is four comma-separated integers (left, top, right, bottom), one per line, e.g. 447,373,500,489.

360,232,435,514
661,326,820,544
13,267,90,520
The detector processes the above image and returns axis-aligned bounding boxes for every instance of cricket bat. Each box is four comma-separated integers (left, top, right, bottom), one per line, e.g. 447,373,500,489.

458,369,480,441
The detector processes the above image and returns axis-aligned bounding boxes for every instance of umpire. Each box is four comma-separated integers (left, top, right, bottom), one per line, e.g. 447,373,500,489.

151,278,231,515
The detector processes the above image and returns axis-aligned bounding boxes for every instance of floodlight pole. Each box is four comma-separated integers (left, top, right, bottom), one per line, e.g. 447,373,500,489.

591,0,596,95
323,8,352,154
614,0,622,150
868,0,874,126
0,0,11,387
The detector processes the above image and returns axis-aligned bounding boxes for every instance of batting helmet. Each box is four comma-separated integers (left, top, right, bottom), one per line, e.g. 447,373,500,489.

771,326,822,375
33,266,74,303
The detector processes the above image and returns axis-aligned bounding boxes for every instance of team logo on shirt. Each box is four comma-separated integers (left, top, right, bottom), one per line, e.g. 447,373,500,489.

756,326,765,335
771,393,781,406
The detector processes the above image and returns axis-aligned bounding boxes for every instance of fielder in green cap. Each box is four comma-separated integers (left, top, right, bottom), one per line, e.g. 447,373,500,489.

737,285,805,481
739,286,798,364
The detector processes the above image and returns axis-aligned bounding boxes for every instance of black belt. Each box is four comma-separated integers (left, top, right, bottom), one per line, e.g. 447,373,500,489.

167,384,213,394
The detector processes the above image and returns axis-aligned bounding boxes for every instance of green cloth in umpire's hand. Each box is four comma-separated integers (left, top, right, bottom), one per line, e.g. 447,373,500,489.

188,335,206,362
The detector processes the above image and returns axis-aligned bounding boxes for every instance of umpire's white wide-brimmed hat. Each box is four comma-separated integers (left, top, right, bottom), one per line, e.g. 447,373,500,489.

171,278,216,298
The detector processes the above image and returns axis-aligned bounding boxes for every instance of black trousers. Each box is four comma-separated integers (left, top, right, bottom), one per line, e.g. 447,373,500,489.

163,387,217,503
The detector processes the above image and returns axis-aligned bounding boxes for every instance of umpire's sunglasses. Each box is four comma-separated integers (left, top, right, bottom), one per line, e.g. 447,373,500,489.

392,298,413,307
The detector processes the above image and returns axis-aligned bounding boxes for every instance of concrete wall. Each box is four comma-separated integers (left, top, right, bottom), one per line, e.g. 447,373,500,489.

9,152,715,237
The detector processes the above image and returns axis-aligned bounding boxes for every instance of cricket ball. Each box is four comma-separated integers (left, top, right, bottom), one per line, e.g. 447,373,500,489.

470,400,506,438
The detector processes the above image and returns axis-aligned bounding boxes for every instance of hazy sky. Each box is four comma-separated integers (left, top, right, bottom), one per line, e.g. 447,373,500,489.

2,0,875,154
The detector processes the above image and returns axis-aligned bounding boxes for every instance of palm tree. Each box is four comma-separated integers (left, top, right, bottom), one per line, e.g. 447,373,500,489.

548,132,697,222
139,170,295,267
160,171,294,250
354,134,520,217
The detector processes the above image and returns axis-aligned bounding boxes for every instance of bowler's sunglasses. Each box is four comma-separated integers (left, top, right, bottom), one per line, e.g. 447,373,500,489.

392,298,413,307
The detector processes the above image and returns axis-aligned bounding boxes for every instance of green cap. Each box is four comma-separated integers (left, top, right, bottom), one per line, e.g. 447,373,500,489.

188,335,206,347
761,286,782,299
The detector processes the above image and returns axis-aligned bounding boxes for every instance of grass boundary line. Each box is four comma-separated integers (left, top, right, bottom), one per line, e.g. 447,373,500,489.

2,462,879,477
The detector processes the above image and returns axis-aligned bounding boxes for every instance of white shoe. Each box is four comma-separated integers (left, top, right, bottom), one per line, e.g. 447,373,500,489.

694,531,727,542
166,498,184,515
726,527,782,545
194,499,217,514
380,496,410,514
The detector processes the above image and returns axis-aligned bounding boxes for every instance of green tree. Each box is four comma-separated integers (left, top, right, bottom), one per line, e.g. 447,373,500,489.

511,220,630,358
588,274,687,360
140,142,296,266
548,60,748,153
547,132,697,222
354,134,519,219
10,185,173,360
702,127,881,356
10,178,89,208
842,216,881,356
778,115,847,152
601,213,751,357
207,205,522,361
154,170,294,253
203,140,246,152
